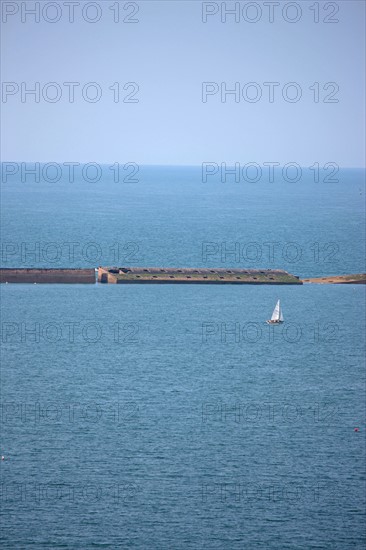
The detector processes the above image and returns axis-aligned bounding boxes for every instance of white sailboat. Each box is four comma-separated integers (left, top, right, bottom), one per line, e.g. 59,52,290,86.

266,299,284,324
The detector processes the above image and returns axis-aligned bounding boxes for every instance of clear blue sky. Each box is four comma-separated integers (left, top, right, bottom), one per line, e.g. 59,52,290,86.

1,0,365,166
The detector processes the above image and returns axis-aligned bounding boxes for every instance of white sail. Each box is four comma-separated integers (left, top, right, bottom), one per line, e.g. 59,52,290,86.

279,303,284,322
271,300,281,321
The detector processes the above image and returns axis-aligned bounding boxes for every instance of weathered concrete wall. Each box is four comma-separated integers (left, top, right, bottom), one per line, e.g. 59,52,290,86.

302,274,366,284
98,267,117,283
102,267,302,284
0,269,96,284
115,279,300,285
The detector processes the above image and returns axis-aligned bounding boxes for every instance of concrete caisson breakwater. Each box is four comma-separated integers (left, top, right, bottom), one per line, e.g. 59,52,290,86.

98,267,302,284
302,274,366,284
0,268,96,284
1,268,364,285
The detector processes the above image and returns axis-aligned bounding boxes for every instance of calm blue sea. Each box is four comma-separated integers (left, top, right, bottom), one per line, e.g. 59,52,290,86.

0,166,365,549
1,166,365,276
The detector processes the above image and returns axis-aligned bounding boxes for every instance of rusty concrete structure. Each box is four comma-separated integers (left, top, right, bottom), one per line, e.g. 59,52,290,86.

0,268,96,284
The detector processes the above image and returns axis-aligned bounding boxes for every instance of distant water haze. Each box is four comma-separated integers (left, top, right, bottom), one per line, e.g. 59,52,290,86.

1,166,365,278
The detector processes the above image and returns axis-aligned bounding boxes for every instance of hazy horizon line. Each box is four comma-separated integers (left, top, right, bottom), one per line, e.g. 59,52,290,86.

1,162,365,169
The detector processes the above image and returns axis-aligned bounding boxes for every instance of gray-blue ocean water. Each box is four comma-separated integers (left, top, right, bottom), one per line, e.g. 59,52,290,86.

1,166,365,276
1,166,365,549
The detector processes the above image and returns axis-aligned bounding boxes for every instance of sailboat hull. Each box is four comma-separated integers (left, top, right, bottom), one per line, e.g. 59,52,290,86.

266,320,284,324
